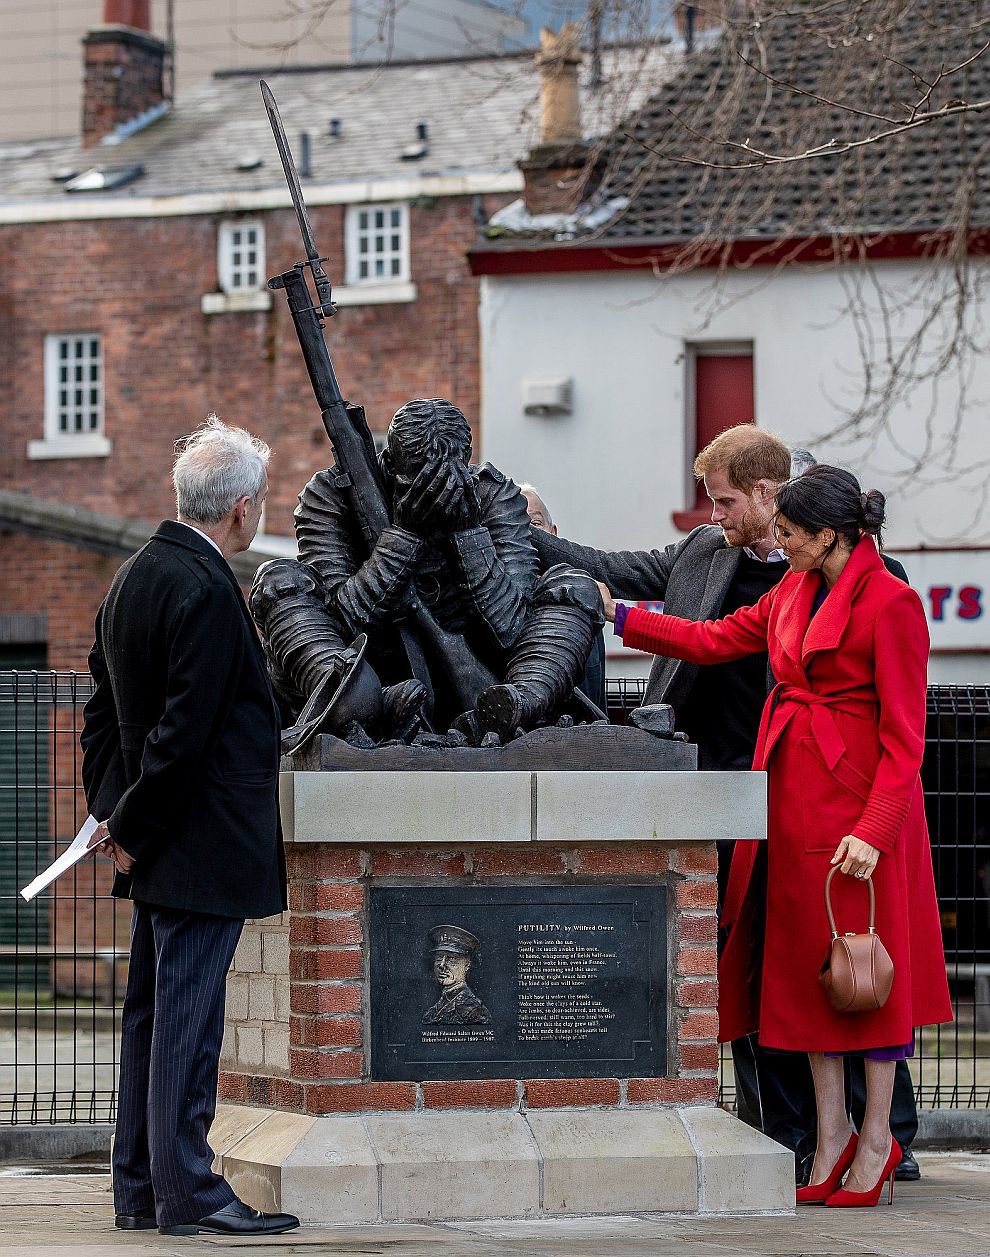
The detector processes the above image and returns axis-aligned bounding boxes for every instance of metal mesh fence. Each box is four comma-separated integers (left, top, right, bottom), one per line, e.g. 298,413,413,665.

0,671,122,1125
916,685,990,1108
0,674,987,1123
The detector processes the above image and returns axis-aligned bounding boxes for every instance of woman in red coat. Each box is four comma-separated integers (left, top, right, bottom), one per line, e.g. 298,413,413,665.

602,466,950,1207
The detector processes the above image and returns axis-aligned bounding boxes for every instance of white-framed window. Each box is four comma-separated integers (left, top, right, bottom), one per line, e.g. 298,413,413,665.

29,333,110,459
346,203,410,285
218,219,265,293
49,333,103,436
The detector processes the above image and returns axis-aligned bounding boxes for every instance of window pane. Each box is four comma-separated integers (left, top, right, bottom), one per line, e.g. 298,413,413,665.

375,211,384,228
359,211,369,230
391,209,401,228
75,365,83,382
59,414,68,433
90,364,98,381
391,234,400,250
233,273,242,287
359,260,368,278
375,258,384,276
391,258,400,276
89,411,99,430
74,339,84,357
59,341,68,359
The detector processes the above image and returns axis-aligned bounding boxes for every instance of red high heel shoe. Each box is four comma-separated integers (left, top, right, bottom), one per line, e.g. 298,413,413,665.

825,1139,900,1208
795,1133,858,1205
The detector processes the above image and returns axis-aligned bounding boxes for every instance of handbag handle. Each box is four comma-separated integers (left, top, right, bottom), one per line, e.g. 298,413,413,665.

824,865,875,940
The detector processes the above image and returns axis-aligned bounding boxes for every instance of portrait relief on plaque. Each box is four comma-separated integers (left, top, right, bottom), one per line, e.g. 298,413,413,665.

421,925,491,1026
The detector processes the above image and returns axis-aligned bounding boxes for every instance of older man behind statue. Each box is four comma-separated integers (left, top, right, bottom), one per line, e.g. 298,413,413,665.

252,398,604,745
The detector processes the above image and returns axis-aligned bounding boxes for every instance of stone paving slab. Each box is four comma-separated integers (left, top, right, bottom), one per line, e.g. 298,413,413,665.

0,1154,988,1256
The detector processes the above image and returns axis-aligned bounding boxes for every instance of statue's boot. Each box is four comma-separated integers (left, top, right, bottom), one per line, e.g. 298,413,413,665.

280,634,384,755
474,600,603,741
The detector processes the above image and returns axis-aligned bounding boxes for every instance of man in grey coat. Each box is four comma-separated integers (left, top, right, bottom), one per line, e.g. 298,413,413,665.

531,426,918,1184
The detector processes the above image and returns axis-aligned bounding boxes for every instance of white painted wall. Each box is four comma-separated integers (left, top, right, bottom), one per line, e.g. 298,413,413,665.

479,260,990,683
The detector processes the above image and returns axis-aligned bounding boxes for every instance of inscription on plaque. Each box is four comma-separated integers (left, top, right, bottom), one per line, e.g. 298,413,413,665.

370,885,667,1080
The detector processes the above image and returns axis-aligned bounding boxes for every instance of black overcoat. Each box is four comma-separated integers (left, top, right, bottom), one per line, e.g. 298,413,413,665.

81,520,287,919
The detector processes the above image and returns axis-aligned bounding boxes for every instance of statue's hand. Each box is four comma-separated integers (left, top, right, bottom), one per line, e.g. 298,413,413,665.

395,458,479,534
449,463,481,530
394,457,444,533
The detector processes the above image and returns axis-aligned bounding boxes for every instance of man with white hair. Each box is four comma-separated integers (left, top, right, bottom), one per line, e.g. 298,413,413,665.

520,483,606,713
81,418,298,1236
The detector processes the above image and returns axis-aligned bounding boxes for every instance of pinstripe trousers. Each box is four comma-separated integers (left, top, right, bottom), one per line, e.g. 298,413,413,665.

113,902,243,1227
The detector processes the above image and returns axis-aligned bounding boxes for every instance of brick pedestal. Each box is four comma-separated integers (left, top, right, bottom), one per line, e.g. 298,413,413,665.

214,769,792,1221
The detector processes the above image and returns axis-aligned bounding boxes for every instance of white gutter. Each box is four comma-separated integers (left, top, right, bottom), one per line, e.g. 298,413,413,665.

0,170,524,225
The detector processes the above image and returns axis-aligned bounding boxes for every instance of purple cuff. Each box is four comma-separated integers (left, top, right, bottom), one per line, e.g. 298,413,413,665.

613,603,630,637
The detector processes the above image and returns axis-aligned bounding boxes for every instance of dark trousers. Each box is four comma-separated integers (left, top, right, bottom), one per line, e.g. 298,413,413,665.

113,902,243,1227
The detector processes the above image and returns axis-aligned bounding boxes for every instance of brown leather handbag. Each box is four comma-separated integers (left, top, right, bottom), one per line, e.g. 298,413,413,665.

818,866,894,1013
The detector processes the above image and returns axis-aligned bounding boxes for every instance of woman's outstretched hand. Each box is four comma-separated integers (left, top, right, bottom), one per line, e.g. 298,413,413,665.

831,834,880,880
597,581,617,623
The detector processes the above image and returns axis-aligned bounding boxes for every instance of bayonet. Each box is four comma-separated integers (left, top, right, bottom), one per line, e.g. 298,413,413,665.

259,80,498,726
261,79,335,317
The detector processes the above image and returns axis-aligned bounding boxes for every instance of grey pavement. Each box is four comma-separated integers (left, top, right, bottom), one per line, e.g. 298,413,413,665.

1,1153,989,1257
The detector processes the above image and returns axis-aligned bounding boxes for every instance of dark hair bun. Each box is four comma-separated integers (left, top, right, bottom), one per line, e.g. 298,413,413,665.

859,488,886,535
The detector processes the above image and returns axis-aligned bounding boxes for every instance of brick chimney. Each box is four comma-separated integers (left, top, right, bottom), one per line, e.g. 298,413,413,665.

520,26,600,217
82,0,167,147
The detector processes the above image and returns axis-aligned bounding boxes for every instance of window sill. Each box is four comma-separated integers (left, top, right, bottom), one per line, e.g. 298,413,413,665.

333,281,417,307
28,434,112,460
201,290,272,315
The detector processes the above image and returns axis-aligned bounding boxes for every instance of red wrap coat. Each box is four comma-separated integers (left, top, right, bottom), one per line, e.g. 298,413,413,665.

623,537,952,1051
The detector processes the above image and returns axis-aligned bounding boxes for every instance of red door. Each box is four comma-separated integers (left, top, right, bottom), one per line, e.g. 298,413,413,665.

672,351,755,532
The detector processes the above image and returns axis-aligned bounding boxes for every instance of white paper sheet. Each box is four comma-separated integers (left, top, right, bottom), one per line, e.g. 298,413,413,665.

19,815,108,902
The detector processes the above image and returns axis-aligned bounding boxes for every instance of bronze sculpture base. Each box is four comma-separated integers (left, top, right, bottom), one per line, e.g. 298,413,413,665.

286,723,698,773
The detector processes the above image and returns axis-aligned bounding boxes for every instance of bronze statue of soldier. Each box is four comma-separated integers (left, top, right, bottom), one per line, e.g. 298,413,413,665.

250,398,604,748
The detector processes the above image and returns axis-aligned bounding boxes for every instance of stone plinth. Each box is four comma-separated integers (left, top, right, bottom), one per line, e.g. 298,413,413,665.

217,768,793,1220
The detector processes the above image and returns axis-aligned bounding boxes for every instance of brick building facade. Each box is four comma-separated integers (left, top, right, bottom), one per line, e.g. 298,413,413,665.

0,12,670,989
0,11,666,671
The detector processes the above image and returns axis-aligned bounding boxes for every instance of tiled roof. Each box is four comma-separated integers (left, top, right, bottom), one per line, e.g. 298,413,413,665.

485,2,990,248
0,44,682,209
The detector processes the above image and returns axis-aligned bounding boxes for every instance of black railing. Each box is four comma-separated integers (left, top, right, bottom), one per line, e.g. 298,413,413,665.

917,685,990,1107
0,673,987,1124
0,671,123,1125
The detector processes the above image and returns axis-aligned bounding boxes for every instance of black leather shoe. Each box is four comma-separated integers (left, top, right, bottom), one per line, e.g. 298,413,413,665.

159,1198,300,1236
894,1148,921,1182
115,1210,157,1230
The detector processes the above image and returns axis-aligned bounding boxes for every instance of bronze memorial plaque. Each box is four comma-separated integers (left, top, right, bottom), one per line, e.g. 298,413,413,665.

369,885,667,1080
